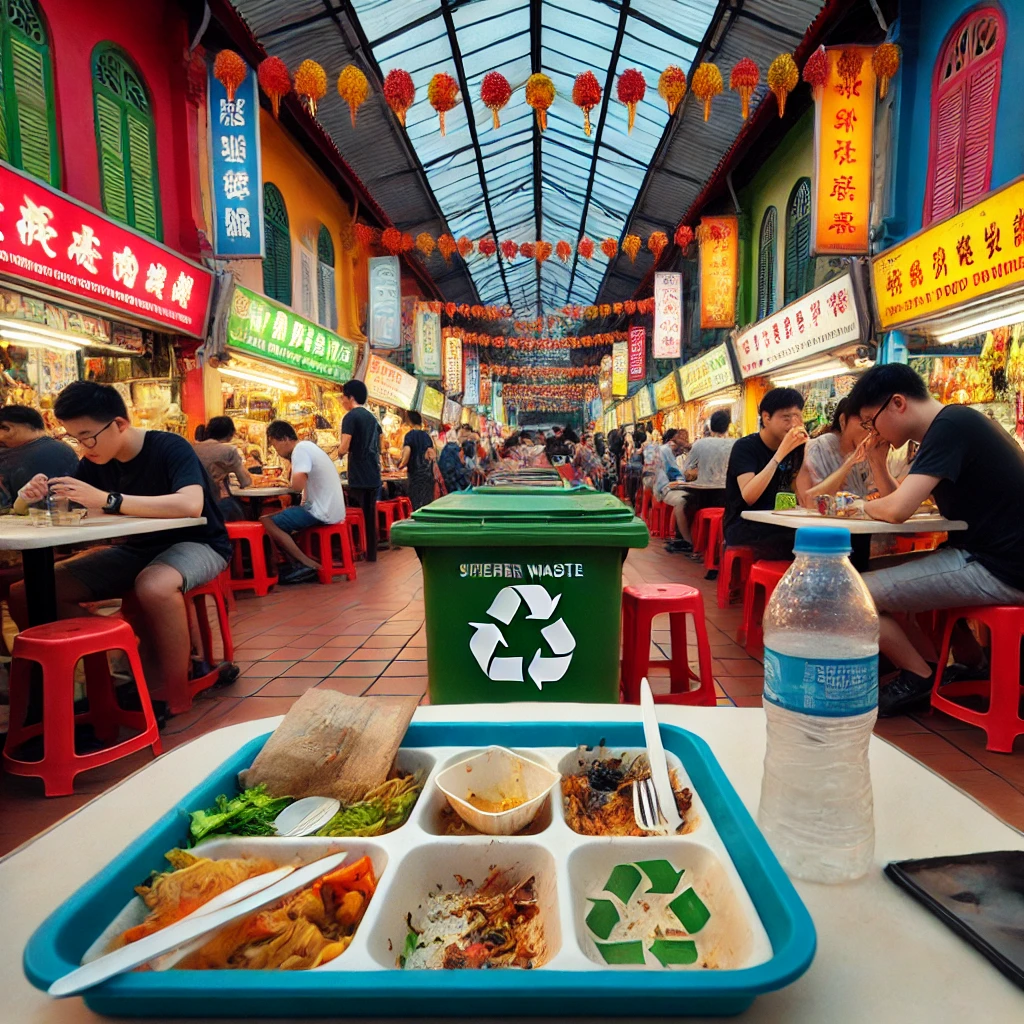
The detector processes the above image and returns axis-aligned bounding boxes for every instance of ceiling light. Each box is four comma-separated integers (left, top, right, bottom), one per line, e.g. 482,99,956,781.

0,319,91,346
771,359,863,387
703,394,739,408
934,308,1024,345
218,366,299,394
0,329,86,353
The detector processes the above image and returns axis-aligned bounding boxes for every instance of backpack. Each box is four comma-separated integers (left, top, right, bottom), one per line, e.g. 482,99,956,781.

438,443,470,492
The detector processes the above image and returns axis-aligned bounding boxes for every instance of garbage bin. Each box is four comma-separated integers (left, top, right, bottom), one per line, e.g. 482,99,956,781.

390,486,648,704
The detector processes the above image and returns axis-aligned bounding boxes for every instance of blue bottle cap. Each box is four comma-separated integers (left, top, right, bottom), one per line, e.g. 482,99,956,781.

793,525,852,555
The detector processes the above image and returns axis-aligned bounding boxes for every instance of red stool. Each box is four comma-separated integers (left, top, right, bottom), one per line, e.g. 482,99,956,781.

704,510,725,572
692,507,723,557
345,506,367,558
3,617,163,796
225,521,277,597
930,606,1024,753
621,584,716,706
172,579,236,714
397,496,413,519
717,545,755,609
638,488,651,527
377,500,401,544
737,560,791,653
298,522,357,585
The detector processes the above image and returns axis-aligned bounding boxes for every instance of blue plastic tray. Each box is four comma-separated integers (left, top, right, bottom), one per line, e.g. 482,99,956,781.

24,721,815,1017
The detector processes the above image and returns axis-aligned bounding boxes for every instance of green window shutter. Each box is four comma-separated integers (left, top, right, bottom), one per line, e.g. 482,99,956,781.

95,91,129,224
757,207,778,320
262,183,291,306
0,41,9,162
126,109,159,237
10,36,49,180
784,178,812,305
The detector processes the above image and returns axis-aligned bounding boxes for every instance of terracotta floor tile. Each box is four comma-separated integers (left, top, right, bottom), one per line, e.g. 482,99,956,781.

716,676,765,699
360,635,409,649
256,677,326,698
732,694,764,708
381,662,428,678
316,677,372,696
364,676,429,696
712,658,764,678
232,647,277,661
278,661,340,678
330,660,392,678
348,647,400,661
395,648,428,661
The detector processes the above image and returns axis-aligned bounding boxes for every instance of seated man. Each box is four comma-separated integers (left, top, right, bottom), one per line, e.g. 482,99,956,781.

653,429,691,552
723,388,808,561
193,415,252,522
262,420,346,585
0,404,78,508
844,364,1024,716
11,381,231,705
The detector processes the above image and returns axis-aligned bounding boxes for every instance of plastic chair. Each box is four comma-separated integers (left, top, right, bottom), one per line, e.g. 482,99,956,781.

621,584,716,706
345,506,367,559
704,510,725,572
175,578,236,714
397,496,413,519
3,617,163,796
929,606,1024,753
377,500,401,545
692,507,724,557
225,521,278,597
650,496,674,540
717,545,755,609
737,560,792,653
298,522,358,585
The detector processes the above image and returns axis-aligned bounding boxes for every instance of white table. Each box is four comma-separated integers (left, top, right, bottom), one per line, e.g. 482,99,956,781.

676,482,726,491
3,703,1021,1023
231,486,299,518
741,510,968,535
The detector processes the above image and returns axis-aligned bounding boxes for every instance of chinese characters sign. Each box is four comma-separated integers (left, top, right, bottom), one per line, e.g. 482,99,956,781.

628,325,646,380
418,384,443,421
226,284,357,382
463,344,480,405
413,306,442,376
0,162,213,338
368,256,401,349
654,371,681,410
365,353,419,409
612,340,628,396
634,383,654,420
699,217,738,328
731,272,861,378
653,272,682,358
443,398,461,426
812,46,875,255
207,63,263,259
442,334,463,393
678,342,736,401
872,177,1024,330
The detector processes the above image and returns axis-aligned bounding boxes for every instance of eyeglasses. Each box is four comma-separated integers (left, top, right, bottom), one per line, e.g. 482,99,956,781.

860,394,894,433
67,420,115,449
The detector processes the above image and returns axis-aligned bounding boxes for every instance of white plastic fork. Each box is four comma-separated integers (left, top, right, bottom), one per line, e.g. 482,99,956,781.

632,775,669,834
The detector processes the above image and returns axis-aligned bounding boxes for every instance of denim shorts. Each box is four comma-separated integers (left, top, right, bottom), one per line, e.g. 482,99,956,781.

270,505,325,534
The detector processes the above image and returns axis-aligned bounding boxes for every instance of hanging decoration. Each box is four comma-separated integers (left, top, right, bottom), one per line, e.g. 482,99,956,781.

600,238,618,260
536,241,553,264
729,58,760,121
500,239,519,261
416,232,435,258
690,62,723,122
354,223,379,250
578,237,594,261
437,233,457,262
257,57,291,118
294,59,327,117
383,68,415,126
802,45,828,101
872,42,901,99
480,71,512,129
428,72,459,135
647,231,667,262
482,365,601,380
381,227,404,255
837,48,864,95
213,50,247,104
526,73,555,131
556,240,573,264
617,68,646,133
401,233,415,253
457,236,474,258
478,237,497,259
768,53,799,117
624,299,637,315
622,234,641,263
674,224,694,250
468,330,625,350
658,65,687,116
572,71,602,135
520,242,536,260
337,64,369,128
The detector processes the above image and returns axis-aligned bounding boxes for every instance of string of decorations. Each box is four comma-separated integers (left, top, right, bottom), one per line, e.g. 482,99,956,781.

502,385,601,404
415,300,656,324
481,366,602,380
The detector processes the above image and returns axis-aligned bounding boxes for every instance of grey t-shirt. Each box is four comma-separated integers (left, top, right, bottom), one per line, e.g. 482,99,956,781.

682,436,735,487
804,431,872,497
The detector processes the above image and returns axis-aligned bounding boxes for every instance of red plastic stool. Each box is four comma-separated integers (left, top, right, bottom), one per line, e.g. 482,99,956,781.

377,500,401,545
171,578,236,714
4,617,163,796
692,507,724,557
650,496,675,540
717,545,755,609
345,506,367,558
621,584,716,706
704,510,725,572
298,522,357,585
737,560,791,653
225,521,278,597
638,488,652,529
397,496,413,519
930,605,1024,753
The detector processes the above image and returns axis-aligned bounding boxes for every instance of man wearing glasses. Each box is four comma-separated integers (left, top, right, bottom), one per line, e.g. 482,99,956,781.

10,381,230,711
844,363,1024,716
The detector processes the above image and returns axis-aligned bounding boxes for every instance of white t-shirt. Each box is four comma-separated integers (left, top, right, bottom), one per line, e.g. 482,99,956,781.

291,440,346,524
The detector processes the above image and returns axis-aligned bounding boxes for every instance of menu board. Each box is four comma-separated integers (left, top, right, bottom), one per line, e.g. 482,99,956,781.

633,384,654,420
364,354,419,409
678,343,735,401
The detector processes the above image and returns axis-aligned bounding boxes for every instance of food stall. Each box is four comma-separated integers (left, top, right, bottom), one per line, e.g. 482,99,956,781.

363,353,420,474
678,342,743,438
653,370,683,433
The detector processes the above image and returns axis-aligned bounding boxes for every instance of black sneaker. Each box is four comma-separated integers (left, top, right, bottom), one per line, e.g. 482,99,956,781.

878,668,935,717
941,660,989,685
279,564,318,585
664,540,693,553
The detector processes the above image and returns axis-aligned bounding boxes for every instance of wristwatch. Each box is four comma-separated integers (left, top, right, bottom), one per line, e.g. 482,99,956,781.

103,492,124,515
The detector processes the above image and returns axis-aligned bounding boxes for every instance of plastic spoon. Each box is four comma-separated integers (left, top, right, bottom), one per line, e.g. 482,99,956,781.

274,796,340,837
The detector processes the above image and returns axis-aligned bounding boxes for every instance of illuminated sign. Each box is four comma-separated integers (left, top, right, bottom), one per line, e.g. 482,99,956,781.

365,353,419,408
628,325,646,380
654,371,681,410
413,306,442,376
653,272,681,358
443,333,463,392
679,342,736,400
699,216,738,329
612,339,628,396
418,384,443,420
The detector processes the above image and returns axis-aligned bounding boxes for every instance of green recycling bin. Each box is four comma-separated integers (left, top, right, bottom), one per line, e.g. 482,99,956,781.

389,486,649,704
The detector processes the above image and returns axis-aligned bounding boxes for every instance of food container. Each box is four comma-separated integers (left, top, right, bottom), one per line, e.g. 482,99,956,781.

834,491,857,517
773,491,797,511
816,494,836,517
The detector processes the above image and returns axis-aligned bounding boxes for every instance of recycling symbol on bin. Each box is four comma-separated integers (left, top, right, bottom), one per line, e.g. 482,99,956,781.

469,584,576,689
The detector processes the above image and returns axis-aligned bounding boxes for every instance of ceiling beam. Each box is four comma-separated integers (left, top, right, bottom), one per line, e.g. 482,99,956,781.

530,0,543,316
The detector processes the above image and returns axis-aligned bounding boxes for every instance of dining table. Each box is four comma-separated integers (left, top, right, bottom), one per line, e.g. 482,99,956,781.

230,486,300,520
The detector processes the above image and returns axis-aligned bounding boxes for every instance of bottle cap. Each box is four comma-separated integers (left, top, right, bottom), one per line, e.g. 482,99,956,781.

793,525,851,555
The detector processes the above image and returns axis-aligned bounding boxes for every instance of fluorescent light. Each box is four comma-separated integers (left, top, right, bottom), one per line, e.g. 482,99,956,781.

934,308,1024,345
218,366,299,394
703,394,739,408
0,318,92,345
0,329,85,353
771,359,857,387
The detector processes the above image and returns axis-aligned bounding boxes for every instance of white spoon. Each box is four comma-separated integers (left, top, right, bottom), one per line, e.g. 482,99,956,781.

274,796,340,837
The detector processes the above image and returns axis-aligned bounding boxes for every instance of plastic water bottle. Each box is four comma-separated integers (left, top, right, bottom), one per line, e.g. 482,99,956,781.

757,526,879,883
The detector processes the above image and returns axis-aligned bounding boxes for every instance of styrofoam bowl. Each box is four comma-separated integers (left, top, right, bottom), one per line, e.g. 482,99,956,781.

434,745,559,836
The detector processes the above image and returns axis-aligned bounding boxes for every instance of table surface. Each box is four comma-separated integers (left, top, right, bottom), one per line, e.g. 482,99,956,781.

741,509,968,535
675,481,725,490
3,703,1022,1024
232,486,298,497
0,515,207,550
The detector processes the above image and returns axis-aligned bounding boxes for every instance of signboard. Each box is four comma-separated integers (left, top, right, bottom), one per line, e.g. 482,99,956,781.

731,272,861,379
418,384,444,421
479,372,492,408
678,343,736,401
367,256,401,349
633,383,654,420
413,306,442,376
620,397,635,426
653,371,681,410
225,284,357,382
443,334,463,393
463,344,480,405
627,325,646,380
0,162,213,338
443,398,462,426
872,177,1024,330
812,46,876,256
492,381,504,425
699,216,738,329
207,63,263,259
364,353,419,408
653,272,682,358
612,339,628,396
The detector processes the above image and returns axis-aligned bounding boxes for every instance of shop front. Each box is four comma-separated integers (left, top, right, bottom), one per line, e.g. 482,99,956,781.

653,369,684,432
677,342,742,438
363,353,420,470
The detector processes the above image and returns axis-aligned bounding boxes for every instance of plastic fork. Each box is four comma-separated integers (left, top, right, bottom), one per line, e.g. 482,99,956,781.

632,775,669,834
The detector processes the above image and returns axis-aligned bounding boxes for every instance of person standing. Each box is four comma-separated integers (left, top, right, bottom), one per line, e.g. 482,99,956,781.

339,379,383,562
193,415,252,522
0,405,79,508
398,411,435,510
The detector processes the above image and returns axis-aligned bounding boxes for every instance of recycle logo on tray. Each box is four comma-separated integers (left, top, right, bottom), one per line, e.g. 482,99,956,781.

468,584,576,689
585,860,710,967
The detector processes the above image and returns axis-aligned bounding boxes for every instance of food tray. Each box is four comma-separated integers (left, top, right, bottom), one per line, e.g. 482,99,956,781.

24,720,815,1017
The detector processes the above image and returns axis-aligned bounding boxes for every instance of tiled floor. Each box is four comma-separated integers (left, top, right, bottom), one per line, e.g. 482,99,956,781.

2,539,1022,857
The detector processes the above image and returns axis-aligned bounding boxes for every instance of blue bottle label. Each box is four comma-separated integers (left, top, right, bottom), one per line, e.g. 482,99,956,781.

763,648,879,717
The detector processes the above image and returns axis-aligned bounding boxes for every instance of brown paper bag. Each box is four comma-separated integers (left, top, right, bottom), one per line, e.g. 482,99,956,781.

238,689,418,803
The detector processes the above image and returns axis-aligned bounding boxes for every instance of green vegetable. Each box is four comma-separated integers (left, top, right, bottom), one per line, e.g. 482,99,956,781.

316,774,423,838
398,929,419,968
188,784,293,845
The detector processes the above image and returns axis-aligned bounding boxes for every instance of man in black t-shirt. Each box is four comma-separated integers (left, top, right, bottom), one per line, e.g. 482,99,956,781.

723,387,809,561
339,379,383,562
0,405,79,508
11,381,230,706
846,363,1024,715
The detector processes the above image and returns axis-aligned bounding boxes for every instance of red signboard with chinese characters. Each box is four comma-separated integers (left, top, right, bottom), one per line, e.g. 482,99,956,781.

0,162,213,339
627,325,646,380
812,46,876,256
699,217,738,329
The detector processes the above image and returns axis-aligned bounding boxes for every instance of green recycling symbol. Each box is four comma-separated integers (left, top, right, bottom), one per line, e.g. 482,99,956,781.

585,860,710,967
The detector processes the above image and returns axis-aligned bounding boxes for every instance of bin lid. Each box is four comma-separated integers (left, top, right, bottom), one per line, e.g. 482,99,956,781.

389,485,649,548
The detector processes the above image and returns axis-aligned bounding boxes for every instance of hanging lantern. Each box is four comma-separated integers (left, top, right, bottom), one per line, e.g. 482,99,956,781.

213,50,247,104
437,233,457,262
400,233,415,253
647,231,668,263
600,237,618,260
478,237,497,259
500,239,519,261
337,64,369,128
294,59,327,117
622,234,641,263
872,42,901,100
674,224,694,250
381,227,404,255
257,57,291,118
556,240,573,263
802,45,829,102
520,242,536,260
658,65,687,116
526,73,555,131
578,237,595,261
536,241,553,264
457,236,474,259
383,68,415,126
444,302,457,318
837,48,864,95
624,300,637,315
572,71,602,136
428,72,459,135
690,62,723,122
767,54,799,118
480,71,512,129
729,58,760,121
617,68,646,133
354,223,378,250
416,232,435,259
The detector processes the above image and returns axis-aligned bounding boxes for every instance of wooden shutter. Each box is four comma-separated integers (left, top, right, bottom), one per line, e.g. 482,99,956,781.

9,35,52,182
758,207,777,320
126,109,160,238
262,184,292,306
785,179,811,305
318,262,337,330
961,60,1000,207
0,41,9,162
299,245,315,319
927,85,966,225
95,92,130,224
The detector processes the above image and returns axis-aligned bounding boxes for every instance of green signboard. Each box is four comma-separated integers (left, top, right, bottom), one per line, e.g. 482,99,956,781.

226,284,358,383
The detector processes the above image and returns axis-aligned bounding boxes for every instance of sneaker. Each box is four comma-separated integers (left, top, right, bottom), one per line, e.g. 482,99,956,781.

878,668,935,718
279,564,318,585
664,540,693,554
941,660,989,685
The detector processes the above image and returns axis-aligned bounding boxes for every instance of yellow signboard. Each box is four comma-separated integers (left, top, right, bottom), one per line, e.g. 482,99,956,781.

873,177,1024,330
612,340,628,396
654,371,681,411
699,216,738,329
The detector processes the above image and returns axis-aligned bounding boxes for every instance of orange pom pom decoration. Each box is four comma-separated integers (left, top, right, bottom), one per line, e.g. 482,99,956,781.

674,224,694,250
536,241,553,264
600,237,618,260
213,50,247,105
500,239,519,261
400,233,415,253
624,300,637,315
658,65,687,116
257,57,290,118
480,71,512,129
526,73,555,131
381,227,404,256
729,58,760,121
802,45,828,102
337,64,369,128
572,71,602,136
478,237,497,259
519,242,536,260
647,231,668,263
383,68,415,126
577,237,594,261
294,59,327,117
872,42,901,100
691,62,723,122
617,68,646,133
445,302,457,318
622,234,641,263
556,240,573,264
437,233,457,262
767,54,799,118
457,236,474,259
428,72,459,135
354,223,378,250
416,232,435,258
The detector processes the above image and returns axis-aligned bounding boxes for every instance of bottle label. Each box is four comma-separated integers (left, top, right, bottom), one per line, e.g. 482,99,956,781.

762,648,878,717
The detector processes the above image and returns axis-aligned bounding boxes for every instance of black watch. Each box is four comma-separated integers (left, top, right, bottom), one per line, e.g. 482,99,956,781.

103,492,124,515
